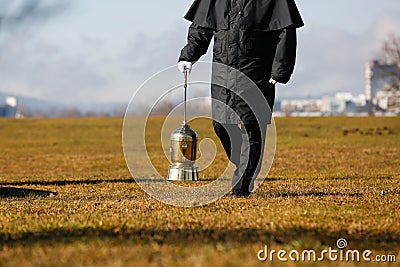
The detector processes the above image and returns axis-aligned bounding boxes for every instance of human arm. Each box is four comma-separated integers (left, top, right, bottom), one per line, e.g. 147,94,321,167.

270,26,297,84
178,23,213,70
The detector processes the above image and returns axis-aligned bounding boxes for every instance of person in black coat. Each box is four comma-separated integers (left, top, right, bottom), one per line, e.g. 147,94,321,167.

178,0,304,197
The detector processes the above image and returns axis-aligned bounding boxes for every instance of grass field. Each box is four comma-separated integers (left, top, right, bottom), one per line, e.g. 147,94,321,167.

0,117,399,266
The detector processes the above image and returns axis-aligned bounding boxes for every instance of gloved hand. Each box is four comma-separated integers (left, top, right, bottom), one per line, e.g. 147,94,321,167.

269,78,278,85
178,61,192,74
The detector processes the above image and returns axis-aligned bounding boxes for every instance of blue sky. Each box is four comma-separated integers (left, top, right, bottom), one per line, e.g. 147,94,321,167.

0,0,400,104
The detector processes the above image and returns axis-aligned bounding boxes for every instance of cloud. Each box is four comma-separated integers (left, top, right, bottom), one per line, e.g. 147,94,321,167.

284,29,368,98
0,1,111,104
122,11,400,102
281,11,400,99
0,33,108,103
0,0,70,33
106,24,199,105
121,25,191,76
1,4,400,106
369,11,400,54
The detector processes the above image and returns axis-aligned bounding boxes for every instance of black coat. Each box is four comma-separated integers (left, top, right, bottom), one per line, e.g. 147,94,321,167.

179,0,304,124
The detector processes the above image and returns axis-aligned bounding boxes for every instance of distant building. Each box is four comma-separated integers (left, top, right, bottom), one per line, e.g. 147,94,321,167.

0,97,18,118
276,60,399,117
322,93,367,115
322,96,346,114
280,99,323,114
365,60,400,111
375,87,400,113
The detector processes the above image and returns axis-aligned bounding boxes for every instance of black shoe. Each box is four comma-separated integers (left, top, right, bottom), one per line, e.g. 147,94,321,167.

229,192,239,198
230,189,250,198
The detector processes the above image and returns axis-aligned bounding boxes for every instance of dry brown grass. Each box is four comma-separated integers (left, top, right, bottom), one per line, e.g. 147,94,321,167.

0,117,399,267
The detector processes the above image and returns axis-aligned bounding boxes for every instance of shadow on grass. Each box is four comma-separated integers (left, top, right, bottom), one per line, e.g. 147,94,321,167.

0,177,299,186
0,187,57,198
0,179,368,198
256,191,362,198
0,178,136,187
1,226,399,252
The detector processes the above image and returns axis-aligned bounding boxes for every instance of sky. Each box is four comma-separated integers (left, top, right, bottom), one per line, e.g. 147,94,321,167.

0,0,400,105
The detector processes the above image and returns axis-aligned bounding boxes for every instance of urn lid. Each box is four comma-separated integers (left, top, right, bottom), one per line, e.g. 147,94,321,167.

170,123,198,141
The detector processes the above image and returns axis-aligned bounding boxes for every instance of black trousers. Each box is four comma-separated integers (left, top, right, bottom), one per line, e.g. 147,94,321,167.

212,121,265,193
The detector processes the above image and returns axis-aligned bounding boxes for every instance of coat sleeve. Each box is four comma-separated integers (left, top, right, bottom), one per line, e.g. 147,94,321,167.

271,26,297,84
179,23,213,62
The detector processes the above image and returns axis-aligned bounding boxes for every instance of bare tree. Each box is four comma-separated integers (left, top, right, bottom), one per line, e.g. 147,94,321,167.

375,33,400,89
378,33,400,68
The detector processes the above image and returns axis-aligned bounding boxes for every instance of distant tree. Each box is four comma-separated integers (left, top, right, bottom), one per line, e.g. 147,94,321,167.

63,108,82,118
84,111,98,117
376,33,400,89
152,101,175,116
377,33,400,67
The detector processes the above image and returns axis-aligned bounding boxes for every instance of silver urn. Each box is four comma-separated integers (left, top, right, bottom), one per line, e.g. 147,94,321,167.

167,123,199,181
